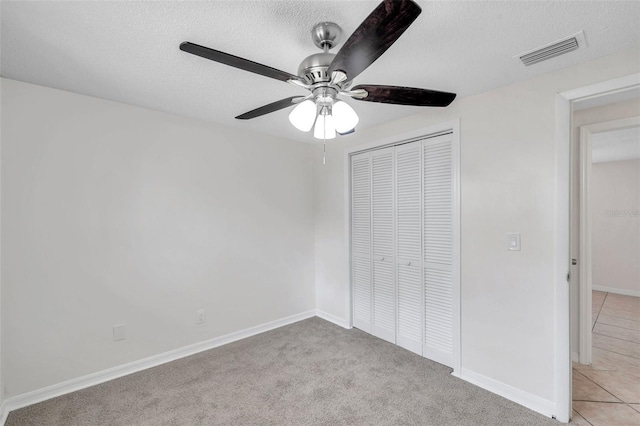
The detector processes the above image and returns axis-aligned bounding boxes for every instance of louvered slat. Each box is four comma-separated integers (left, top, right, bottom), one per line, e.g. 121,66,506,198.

372,150,394,258
352,154,371,256
353,255,371,328
371,147,395,343
396,142,422,354
424,138,452,266
351,152,372,332
423,134,454,367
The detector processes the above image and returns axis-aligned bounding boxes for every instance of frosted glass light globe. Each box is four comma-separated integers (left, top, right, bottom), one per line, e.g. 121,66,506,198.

333,101,359,133
288,100,316,132
314,113,336,140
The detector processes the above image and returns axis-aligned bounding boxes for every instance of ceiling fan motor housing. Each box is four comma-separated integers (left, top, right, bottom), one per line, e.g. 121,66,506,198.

298,22,350,87
298,52,335,85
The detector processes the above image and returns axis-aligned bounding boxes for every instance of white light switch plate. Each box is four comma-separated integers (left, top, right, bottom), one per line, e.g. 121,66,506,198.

507,233,521,251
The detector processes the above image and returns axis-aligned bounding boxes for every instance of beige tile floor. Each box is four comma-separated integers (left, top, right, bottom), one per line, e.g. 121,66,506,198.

572,291,640,425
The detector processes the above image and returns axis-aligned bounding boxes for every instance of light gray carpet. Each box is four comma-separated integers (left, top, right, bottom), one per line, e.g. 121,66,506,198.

7,317,558,425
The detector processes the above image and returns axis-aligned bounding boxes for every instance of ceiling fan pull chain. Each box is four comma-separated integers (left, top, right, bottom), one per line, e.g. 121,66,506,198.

323,143,326,165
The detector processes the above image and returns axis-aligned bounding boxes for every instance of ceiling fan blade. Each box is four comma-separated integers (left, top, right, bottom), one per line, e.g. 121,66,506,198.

235,96,305,120
349,85,456,107
180,42,300,83
327,0,422,81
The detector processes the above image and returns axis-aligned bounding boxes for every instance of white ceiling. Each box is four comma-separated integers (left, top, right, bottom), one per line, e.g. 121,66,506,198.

592,126,640,163
2,1,640,143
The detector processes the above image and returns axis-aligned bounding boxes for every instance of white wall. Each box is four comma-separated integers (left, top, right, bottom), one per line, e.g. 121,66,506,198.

591,159,640,294
0,73,4,413
570,97,640,353
0,78,316,397
314,46,640,409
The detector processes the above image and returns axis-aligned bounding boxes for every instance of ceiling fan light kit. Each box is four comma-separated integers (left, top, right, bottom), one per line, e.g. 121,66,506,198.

314,110,336,140
333,101,360,133
288,100,316,132
180,0,456,142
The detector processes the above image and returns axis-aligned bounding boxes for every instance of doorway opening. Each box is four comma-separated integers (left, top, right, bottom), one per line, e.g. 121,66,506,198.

559,77,640,424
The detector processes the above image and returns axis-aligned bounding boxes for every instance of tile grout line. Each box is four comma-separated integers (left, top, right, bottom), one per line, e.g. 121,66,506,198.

591,344,640,361
598,305,640,316
596,319,640,332
593,331,640,348
573,368,623,403
599,312,640,323
601,302,640,312
600,294,640,316
573,291,640,424
590,345,640,366
572,406,595,426
592,292,607,332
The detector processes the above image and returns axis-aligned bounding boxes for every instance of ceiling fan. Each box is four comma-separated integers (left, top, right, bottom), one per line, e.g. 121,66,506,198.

180,0,456,140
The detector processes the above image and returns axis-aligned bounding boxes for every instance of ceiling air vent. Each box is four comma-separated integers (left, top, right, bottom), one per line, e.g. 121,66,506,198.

517,31,586,66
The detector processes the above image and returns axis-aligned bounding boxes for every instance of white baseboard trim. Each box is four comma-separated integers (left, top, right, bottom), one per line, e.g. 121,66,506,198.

593,285,640,298
0,402,8,426
458,368,556,419
2,310,316,417
572,352,579,363
315,310,352,329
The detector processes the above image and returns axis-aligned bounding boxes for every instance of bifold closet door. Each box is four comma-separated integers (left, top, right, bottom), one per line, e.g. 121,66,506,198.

350,133,458,369
423,134,455,367
351,152,372,333
395,141,423,355
371,147,396,343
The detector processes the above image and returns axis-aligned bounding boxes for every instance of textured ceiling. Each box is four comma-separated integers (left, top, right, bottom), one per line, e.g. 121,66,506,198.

2,1,640,143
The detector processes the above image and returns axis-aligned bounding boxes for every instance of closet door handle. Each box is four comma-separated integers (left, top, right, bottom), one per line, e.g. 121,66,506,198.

407,261,412,266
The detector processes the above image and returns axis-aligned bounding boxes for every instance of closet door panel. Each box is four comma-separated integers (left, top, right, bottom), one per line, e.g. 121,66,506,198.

423,134,454,367
351,152,372,332
424,266,453,363
397,264,422,353
371,147,396,343
352,256,372,331
372,260,395,342
395,142,423,354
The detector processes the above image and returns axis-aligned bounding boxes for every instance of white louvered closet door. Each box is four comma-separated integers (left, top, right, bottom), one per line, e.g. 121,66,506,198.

351,152,372,333
371,147,396,343
395,141,423,355
423,134,455,367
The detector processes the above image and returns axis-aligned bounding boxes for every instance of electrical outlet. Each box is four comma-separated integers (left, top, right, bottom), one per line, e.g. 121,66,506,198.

113,324,126,341
196,309,206,325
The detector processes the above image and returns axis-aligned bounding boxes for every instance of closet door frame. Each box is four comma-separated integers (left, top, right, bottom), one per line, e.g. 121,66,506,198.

345,119,461,375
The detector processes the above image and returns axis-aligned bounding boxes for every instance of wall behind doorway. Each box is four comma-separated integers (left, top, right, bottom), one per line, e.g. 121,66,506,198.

591,158,640,295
